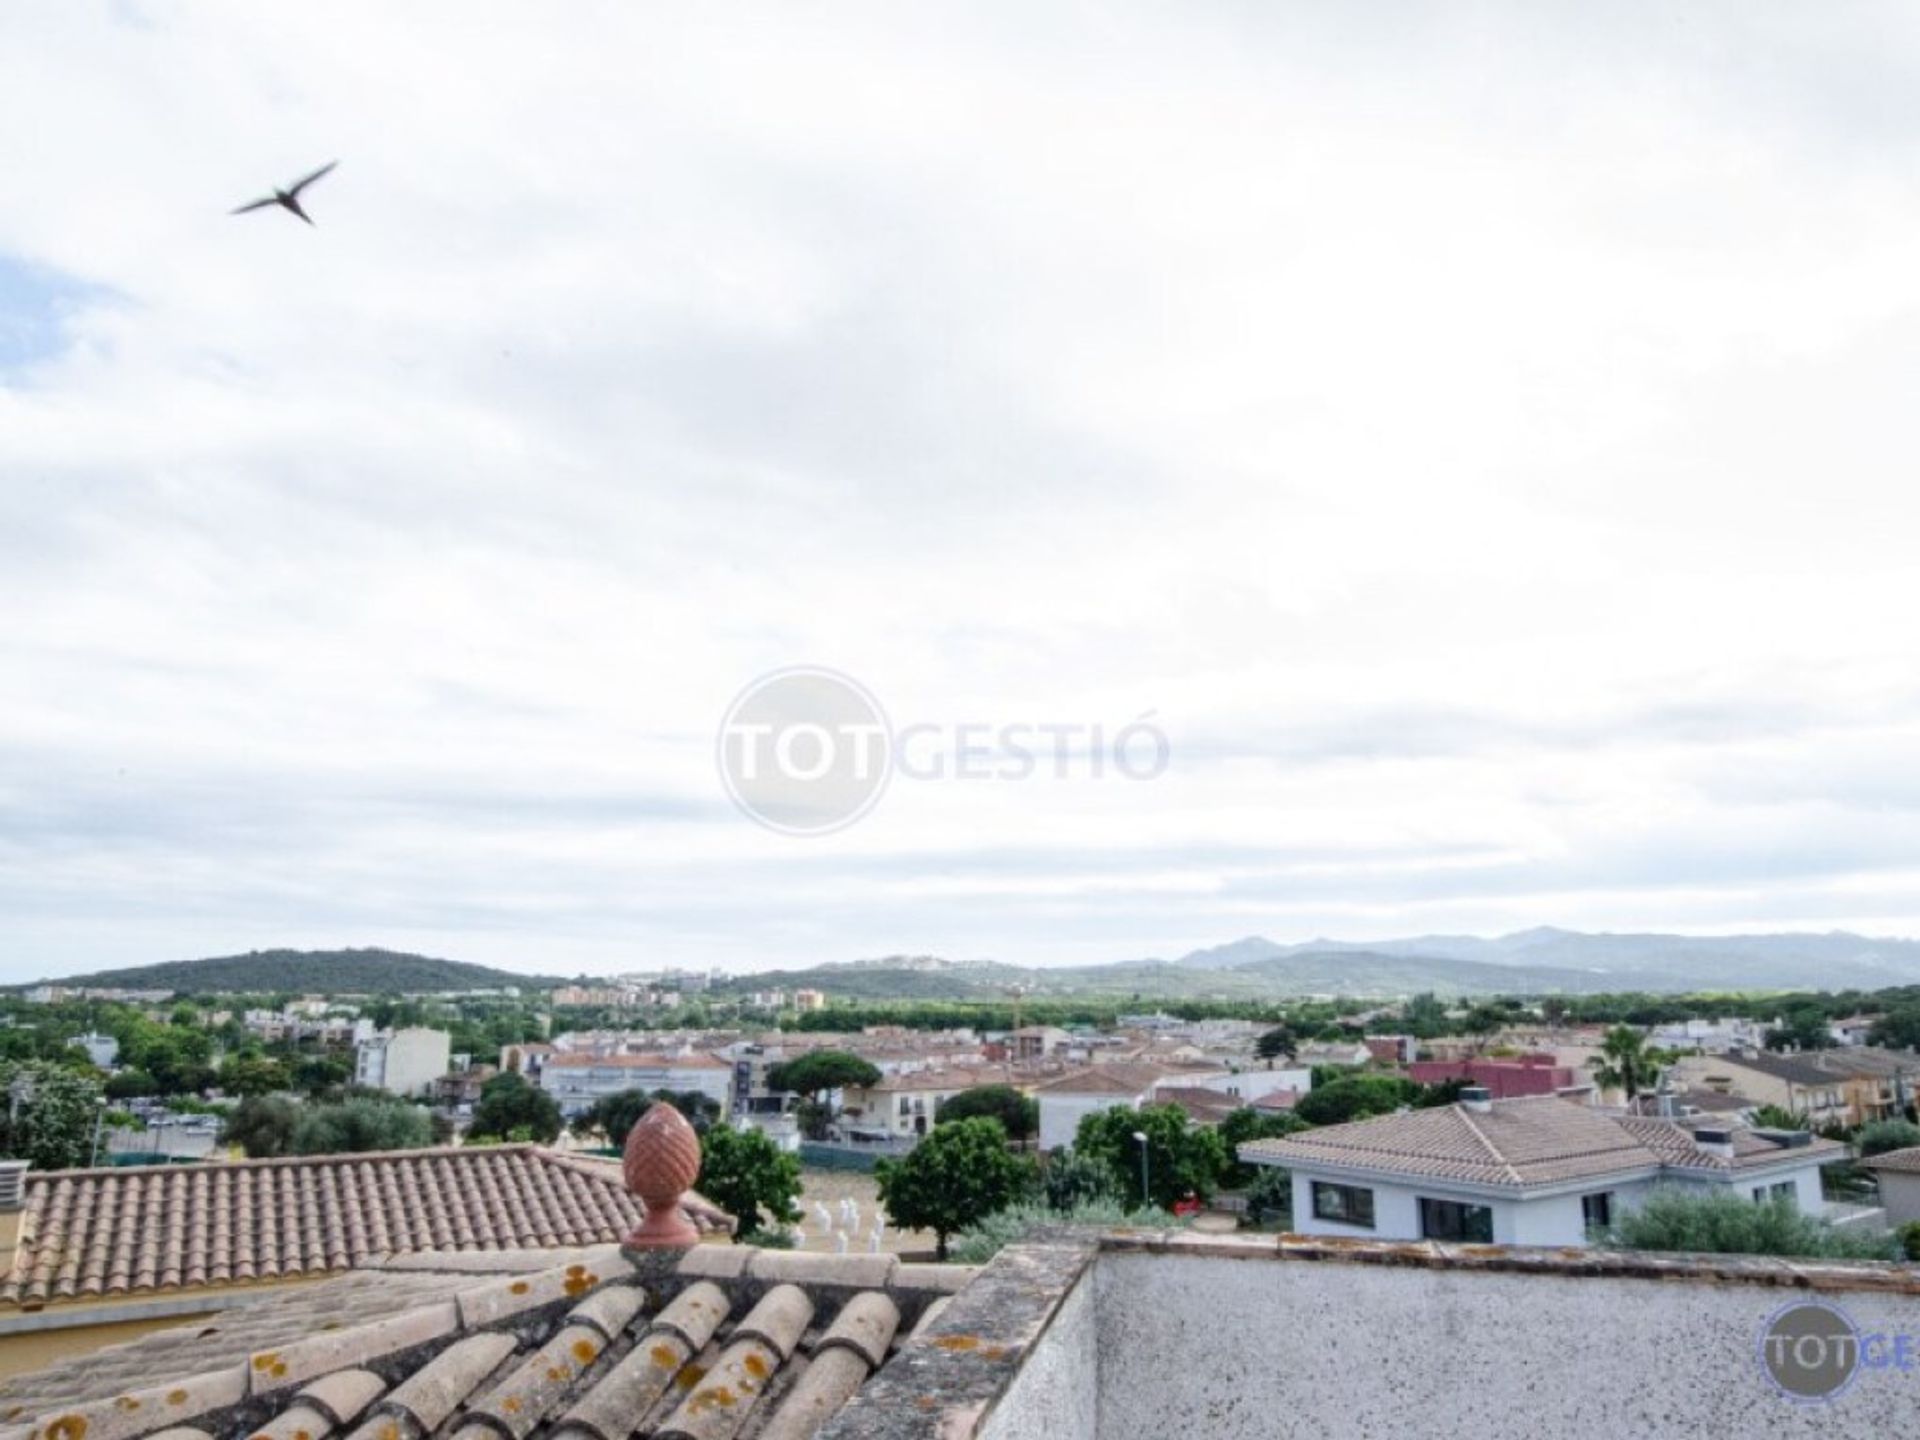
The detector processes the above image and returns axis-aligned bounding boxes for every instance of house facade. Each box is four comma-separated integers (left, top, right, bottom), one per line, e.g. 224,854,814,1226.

1240,1093,1842,1248
353,1026,451,1097
536,1052,733,1117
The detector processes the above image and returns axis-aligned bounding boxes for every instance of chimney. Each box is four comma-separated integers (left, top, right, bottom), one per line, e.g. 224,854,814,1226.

1692,1126,1736,1160
1459,1086,1493,1113
0,1160,29,1276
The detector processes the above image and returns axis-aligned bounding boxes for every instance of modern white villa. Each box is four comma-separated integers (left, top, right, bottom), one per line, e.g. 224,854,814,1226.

1238,1090,1844,1247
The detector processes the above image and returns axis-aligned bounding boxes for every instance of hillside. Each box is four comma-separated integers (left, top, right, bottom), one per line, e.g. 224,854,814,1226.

24,947,560,996
1173,929,1920,992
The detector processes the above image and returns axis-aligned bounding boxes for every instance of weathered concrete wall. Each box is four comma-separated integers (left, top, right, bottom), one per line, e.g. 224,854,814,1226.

976,1264,1097,1440
1088,1249,1920,1439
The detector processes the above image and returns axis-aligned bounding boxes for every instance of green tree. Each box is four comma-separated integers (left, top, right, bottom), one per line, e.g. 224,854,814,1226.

292,1054,353,1096
1590,1025,1657,1103
1604,1186,1897,1260
697,1123,802,1239
469,1072,564,1143
223,1094,302,1158
1292,1075,1420,1127
1868,1007,1920,1051
765,1051,882,1124
1073,1104,1227,1210
104,1069,159,1100
1764,1009,1833,1053
221,1054,292,1098
573,1088,721,1144
1216,1106,1308,1189
1749,1105,1810,1132
1461,1004,1506,1054
292,1096,433,1154
0,1061,104,1170
935,1086,1038,1144
1254,1024,1299,1062
877,1117,1036,1260
1856,1119,1920,1157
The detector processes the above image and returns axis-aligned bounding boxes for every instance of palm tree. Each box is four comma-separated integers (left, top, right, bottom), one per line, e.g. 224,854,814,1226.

1591,1025,1655,1104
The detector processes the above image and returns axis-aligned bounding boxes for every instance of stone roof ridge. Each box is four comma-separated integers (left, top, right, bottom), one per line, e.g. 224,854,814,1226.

1452,1103,1524,1185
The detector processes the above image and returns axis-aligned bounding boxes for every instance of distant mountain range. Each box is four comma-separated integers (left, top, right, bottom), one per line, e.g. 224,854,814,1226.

22,947,566,996
729,929,1920,1000
1167,928,1920,994
20,929,1920,1001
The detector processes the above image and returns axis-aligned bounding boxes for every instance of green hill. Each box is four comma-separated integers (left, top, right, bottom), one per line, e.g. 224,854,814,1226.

25,947,560,996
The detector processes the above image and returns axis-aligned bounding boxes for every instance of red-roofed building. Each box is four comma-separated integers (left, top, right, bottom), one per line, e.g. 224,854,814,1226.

1407,1055,1581,1100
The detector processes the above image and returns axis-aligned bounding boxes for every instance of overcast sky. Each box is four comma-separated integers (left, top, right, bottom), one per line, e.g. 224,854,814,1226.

5,3,1920,982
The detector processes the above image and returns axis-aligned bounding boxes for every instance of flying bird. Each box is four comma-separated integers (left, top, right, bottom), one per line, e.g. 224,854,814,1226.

231,161,338,225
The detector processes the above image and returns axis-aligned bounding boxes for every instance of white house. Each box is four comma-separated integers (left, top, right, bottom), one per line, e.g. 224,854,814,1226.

1032,1064,1231,1150
1860,1147,1920,1226
354,1027,452,1098
537,1052,734,1118
1176,1067,1311,1105
67,1033,119,1069
1239,1091,1843,1247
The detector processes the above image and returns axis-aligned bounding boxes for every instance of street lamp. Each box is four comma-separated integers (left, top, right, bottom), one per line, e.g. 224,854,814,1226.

1132,1129,1150,1208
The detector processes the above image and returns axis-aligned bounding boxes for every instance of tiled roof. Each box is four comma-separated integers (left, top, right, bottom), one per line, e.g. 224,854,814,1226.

0,1245,977,1440
1031,1063,1222,1097
1861,1146,1920,1175
1,1146,729,1308
1238,1096,1845,1189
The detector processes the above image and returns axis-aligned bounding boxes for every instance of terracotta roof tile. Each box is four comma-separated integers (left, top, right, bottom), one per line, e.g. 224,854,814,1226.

1,1148,730,1309
0,1250,978,1440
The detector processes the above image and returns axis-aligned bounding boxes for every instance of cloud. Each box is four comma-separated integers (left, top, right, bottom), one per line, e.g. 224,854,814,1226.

4,2,1920,979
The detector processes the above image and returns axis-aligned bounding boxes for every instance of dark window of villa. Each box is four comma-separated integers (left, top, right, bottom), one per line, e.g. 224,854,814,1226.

1581,1191,1613,1231
1754,1180,1797,1207
1311,1181,1376,1228
1417,1196,1493,1243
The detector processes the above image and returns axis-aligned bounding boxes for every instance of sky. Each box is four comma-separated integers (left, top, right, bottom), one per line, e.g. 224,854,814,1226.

6,3,1920,982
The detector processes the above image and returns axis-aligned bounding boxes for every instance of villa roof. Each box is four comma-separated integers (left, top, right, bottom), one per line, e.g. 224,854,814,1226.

0,1146,727,1309
541,1053,731,1071
1237,1096,1844,1190
1860,1146,1920,1175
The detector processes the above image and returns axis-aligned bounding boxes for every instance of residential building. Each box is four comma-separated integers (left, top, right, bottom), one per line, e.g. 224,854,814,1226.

838,1066,1023,1140
66,1033,119,1069
1030,1063,1232,1150
1829,1014,1884,1046
354,1026,452,1097
1292,1041,1374,1069
537,1052,733,1118
1239,1092,1843,1247
792,989,828,1013
1860,1146,1920,1226
1007,1026,1071,1062
6,1162,1919,1438
1407,1054,1587,1100
1670,1048,1920,1128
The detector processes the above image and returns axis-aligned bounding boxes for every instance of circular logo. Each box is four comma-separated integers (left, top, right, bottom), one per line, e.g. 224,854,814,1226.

716,668,893,835
1757,1300,1861,1403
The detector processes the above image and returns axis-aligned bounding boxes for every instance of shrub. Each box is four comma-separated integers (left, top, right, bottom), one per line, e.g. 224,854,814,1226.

1603,1186,1900,1261
1039,1147,1120,1211
948,1199,1179,1265
1245,1166,1292,1225
1900,1222,1920,1263
1857,1119,1920,1158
